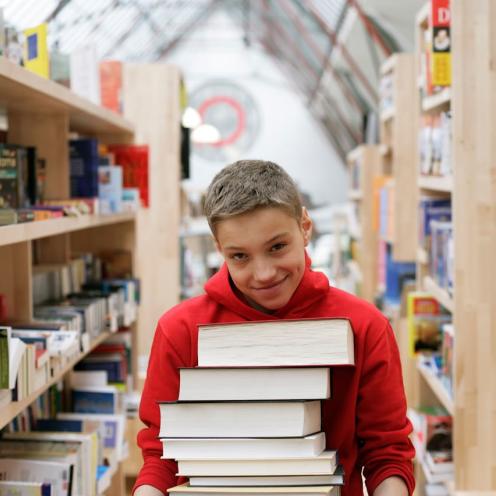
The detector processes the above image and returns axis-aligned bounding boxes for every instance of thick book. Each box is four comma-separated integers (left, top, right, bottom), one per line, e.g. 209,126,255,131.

161,432,325,460
189,467,344,487
177,451,338,477
0,480,51,495
159,400,321,438
178,367,331,401
169,483,340,495
197,318,354,367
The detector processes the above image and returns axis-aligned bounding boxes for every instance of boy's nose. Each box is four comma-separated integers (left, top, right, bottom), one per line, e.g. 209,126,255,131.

252,260,277,283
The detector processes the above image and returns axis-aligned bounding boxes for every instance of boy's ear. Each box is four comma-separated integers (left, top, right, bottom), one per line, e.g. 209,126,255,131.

301,207,313,247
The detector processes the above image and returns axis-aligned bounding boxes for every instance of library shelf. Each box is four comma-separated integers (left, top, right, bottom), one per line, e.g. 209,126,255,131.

417,247,429,265
380,106,396,123
418,175,454,193
423,275,454,313
417,359,454,416
348,189,363,201
0,330,114,430
0,212,136,248
0,57,134,136
422,88,452,113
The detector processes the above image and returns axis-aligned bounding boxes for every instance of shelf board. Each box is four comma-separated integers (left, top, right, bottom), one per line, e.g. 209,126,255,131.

0,57,134,136
423,275,454,313
417,359,454,415
0,211,136,247
379,144,391,157
380,54,397,76
380,107,396,122
417,246,429,265
348,189,363,201
0,331,113,430
422,87,451,113
418,175,454,193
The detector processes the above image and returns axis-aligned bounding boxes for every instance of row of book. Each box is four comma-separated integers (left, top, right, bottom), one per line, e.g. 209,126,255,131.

0,139,148,226
409,406,453,487
0,11,124,114
419,112,452,178
162,318,354,496
0,368,129,495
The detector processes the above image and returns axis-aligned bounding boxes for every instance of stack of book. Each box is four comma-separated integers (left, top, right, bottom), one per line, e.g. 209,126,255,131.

161,318,355,496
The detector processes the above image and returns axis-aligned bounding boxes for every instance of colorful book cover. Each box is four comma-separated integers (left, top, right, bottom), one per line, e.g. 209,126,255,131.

98,165,123,214
100,60,123,113
431,0,451,86
407,292,451,357
23,23,50,79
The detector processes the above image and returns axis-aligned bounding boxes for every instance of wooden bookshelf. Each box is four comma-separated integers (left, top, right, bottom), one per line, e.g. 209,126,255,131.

417,359,454,415
422,87,451,113
346,145,383,303
423,275,454,313
418,174,454,192
0,57,134,136
0,212,136,248
379,53,418,262
0,330,113,431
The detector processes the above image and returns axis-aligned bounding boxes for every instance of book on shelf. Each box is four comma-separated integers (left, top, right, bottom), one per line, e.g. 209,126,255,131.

0,480,52,495
0,458,72,496
425,449,454,475
188,468,345,488
178,367,331,401
197,318,354,367
71,384,120,414
176,451,338,477
161,432,326,460
70,44,101,105
430,0,451,88
159,400,321,438
429,220,453,294
168,485,340,496
23,23,49,79
69,138,99,198
99,60,123,114
407,292,451,357
98,164,123,214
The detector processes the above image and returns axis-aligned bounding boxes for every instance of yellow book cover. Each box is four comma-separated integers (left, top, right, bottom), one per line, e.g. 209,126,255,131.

23,23,49,79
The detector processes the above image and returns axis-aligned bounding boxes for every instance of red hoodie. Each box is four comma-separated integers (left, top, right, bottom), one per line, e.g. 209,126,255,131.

133,261,415,495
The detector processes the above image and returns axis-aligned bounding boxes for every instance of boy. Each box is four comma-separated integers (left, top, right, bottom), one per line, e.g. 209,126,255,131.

133,160,415,496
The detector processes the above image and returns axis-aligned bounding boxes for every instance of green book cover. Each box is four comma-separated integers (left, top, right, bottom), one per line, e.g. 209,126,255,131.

0,326,10,389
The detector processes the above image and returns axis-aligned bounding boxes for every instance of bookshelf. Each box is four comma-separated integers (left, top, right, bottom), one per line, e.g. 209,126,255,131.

346,145,382,303
379,53,418,262
0,58,182,493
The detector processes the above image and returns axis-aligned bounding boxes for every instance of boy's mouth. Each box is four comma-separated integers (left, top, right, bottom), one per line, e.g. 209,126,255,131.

252,275,288,292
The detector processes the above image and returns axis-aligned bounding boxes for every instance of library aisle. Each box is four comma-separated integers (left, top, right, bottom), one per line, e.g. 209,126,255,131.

0,1,494,496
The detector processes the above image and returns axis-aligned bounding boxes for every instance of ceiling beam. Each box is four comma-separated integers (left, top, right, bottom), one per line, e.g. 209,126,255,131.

347,0,393,57
45,0,73,23
304,0,378,102
280,0,363,114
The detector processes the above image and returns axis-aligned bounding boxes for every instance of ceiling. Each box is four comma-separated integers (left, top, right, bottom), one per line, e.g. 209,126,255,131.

0,0,425,159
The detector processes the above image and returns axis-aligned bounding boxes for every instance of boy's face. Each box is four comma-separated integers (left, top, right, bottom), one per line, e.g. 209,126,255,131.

215,207,312,313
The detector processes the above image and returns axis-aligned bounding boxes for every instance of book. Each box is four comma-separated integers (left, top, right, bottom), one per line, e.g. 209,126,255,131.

98,165,123,214
178,367,331,401
23,23,49,79
425,449,453,475
176,452,338,476
189,468,345,487
197,319,354,367
0,458,72,496
69,138,99,198
0,481,51,495
161,432,326,460
99,60,123,113
0,326,11,388
159,400,321,438
169,485,340,496
70,44,101,105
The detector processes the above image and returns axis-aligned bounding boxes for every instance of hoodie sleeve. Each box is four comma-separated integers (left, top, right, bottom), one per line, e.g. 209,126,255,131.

133,319,186,494
356,320,416,495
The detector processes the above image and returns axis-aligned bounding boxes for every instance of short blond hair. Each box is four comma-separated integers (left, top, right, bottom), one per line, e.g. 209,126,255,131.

204,160,303,234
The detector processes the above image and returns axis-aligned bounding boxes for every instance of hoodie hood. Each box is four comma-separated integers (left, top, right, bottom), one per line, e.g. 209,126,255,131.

204,252,330,321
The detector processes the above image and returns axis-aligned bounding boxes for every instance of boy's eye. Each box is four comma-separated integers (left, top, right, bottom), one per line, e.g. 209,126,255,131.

231,253,247,261
270,242,287,252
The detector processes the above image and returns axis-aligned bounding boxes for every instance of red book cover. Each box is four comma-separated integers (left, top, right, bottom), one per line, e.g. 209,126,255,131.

107,145,149,207
100,60,122,114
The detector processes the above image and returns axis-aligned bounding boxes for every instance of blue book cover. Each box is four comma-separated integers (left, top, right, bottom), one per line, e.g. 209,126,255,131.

98,165,123,214
72,389,116,414
35,418,83,432
70,138,99,198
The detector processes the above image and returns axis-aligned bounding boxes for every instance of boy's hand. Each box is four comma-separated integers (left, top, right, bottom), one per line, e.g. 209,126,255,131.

373,476,409,495
134,485,165,496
